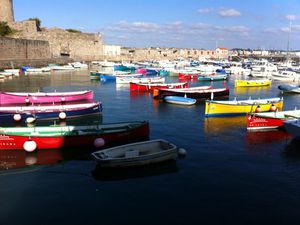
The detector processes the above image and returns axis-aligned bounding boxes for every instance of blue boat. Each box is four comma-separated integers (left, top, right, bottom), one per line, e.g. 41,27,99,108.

0,102,102,124
164,96,197,105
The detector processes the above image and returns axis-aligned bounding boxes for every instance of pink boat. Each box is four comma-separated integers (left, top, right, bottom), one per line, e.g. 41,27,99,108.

136,68,147,74
0,90,93,105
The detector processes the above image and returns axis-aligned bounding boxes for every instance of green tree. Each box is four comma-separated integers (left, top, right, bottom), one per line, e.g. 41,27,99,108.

0,21,13,36
66,29,82,33
28,17,41,31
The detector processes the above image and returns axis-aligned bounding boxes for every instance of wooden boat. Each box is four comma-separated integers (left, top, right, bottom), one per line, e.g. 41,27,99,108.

278,84,300,93
153,86,229,100
25,67,51,75
130,82,188,92
234,79,271,87
91,139,179,167
247,109,300,130
95,71,131,81
0,90,93,105
0,102,102,123
0,120,149,151
205,97,284,117
116,76,165,84
164,96,197,105
198,74,228,81
284,119,300,138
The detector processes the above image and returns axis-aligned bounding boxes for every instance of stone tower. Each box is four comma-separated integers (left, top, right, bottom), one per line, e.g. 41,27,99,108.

0,0,14,23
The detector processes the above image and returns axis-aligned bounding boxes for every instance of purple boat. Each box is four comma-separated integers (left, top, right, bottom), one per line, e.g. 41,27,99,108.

0,90,93,105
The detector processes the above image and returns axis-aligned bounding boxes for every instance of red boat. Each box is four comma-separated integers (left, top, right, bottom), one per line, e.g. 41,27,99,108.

0,121,149,151
130,82,188,92
247,109,300,130
153,86,229,100
178,73,199,80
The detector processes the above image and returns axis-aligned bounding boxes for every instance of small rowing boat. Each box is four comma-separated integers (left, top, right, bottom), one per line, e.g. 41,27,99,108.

164,96,197,105
91,139,180,167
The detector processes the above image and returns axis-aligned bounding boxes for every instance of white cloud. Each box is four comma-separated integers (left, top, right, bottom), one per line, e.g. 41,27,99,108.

198,8,213,13
286,14,297,21
218,9,241,17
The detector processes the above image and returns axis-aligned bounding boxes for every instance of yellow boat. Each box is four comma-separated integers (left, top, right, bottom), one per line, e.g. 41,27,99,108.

234,79,272,87
205,97,283,117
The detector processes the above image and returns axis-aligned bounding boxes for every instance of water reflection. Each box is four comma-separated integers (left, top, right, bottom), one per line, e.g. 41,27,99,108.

246,130,291,146
0,149,63,170
204,116,246,135
91,159,179,181
234,86,272,96
283,137,300,158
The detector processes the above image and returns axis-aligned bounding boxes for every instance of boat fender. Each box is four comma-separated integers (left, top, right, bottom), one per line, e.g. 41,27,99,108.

26,117,36,124
25,97,30,104
255,105,262,113
94,138,105,148
23,139,37,152
269,104,277,112
178,148,187,157
13,114,22,121
61,96,66,102
59,112,67,120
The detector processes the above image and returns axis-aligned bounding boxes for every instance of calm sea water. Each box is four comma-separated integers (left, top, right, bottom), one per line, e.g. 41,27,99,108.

0,70,300,225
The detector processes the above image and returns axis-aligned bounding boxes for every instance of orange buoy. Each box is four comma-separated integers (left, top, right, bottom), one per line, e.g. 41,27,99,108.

269,104,277,112
255,105,262,113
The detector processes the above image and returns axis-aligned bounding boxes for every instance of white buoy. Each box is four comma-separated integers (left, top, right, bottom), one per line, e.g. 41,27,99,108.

13,114,22,121
23,140,37,152
25,98,30,104
26,117,36,124
59,112,67,120
178,148,187,157
94,138,105,148
61,96,66,102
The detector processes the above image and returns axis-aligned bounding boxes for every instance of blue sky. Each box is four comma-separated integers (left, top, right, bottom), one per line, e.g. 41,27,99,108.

14,0,300,50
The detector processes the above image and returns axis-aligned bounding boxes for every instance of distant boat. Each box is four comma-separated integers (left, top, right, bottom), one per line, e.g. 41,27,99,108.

205,97,284,117
0,90,93,105
91,139,179,167
164,96,197,105
278,84,300,93
235,79,271,87
197,73,228,81
0,120,149,151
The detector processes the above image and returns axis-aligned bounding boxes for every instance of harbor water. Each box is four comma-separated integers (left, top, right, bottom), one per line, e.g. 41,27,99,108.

0,70,300,225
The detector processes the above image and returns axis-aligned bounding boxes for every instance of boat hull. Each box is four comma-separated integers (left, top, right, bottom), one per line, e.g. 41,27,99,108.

164,96,196,105
235,79,271,87
205,98,284,117
0,121,149,150
154,87,229,100
0,91,93,105
130,82,188,92
0,102,102,123
91,139,178,167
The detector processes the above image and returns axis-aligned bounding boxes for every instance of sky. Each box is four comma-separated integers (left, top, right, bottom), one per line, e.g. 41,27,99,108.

13,0,300,50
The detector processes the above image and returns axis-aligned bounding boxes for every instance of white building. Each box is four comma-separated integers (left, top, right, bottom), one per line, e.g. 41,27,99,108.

103,45,121,56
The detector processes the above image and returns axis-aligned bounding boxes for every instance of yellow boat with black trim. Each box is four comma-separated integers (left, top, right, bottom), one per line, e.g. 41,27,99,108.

205,97,283,117
234,79,271,87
